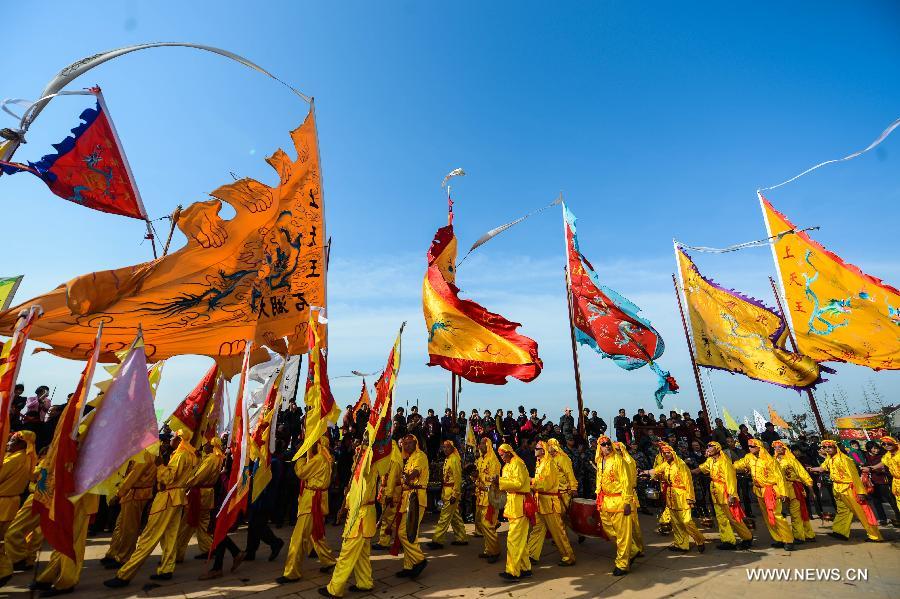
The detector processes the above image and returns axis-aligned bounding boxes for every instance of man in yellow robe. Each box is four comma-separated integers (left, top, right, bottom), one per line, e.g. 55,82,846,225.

733,439,794,550
809,440,882,542
4,453,45,576
772,440,816,543
0,431,35,587
547,438,578,510
427,440,467,549
104,431,199,587
474,437,501,562
596,435,637,575
863,436,900,510
527,441,575,567
695,441,753,550
643,442,706,553
393,435,429,579
175,438,225,562
278,436,337,584
496,443,531,581
30,493,100,595
372,441,402,550
615,441,644,555
101,452,157,568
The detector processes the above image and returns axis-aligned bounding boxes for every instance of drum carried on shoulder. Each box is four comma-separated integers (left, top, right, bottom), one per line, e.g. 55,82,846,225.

567,497,608,540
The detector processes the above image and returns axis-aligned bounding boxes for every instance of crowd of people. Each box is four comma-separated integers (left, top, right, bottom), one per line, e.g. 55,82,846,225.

2,388,899,596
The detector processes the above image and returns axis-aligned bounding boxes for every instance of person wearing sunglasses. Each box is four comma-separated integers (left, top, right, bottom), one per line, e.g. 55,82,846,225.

733,439,795,550
640,442,706,554
692,441,752,550
595,436,639,576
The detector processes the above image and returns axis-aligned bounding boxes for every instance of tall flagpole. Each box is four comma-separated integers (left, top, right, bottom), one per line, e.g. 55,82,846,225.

768,276,828,436
560,197,586,438
671,273,710,423
445,170,460,417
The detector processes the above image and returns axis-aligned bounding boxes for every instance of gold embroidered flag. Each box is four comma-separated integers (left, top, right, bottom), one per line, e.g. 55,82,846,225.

676,245,821,389
760,193,900,370
0,276,23,311
292,311,340,461
0,110,327,375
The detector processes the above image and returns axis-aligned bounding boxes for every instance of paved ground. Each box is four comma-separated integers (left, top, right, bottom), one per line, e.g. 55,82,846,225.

3,512,898,598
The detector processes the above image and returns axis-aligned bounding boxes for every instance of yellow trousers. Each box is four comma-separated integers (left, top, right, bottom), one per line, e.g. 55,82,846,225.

755,496,793,544
658,506,671,524
35,505,90,590
712,503,752,545
787,498,815,541
397,509,425,570
630,503,644,553
670,507,706,550
326,534,373,597
116,505,182,580
527,512,575,564
105,499,148,563
475,505,499,556
504,516,530,577
0,522,10,580
4,495,41,567
600,510,637,571
432,500,466,544
376,502,398,546
832,491,881,541
282,513,336,580
174,508,212,562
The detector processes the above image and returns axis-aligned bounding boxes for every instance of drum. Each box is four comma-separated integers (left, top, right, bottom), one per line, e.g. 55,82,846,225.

567,498,608,540
488,485,507,512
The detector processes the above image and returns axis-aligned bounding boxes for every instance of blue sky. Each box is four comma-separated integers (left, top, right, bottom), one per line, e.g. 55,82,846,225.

3,1,898,428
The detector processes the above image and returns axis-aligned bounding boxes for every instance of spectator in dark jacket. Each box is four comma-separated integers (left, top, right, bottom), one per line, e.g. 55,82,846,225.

559,407,575,439
613,408,631,444
589,411,607,437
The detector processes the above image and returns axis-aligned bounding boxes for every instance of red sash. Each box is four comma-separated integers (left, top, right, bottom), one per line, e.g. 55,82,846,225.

855,494,878,526
389,507,404,556
792,481,810,522
714,477,746,521
186,488,202,527
762,485,777,527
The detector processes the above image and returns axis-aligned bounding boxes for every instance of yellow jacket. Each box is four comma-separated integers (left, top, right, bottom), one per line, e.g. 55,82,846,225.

295,451,331,515
399,447,429,514
475,444,501,508
498,455,530,519
775,447,813,500
150,444,198,514
0,449,31,521
595,450,631,513
616,442,638,506
382,445,403,503
186,450,225,509
698,453,739,505
733,451,788,498
118,455,157,503
881,450,900,494
652,456,695,510
344,463,379,540
441,450,462,502
548,439,578,494
532,454,561,515
821,451,866,496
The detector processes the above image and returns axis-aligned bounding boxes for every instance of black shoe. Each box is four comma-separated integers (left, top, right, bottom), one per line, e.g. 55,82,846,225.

478,552,490,558
577,535,586,544
102,578,129,589
558,560,575,567
40,588,74,597
738,539,753,550
269,539,285,562
806,536,817,543
349,585,372,593
716,542,736,550
828,531,849,541
276,576,300,584
319,564,335,573
784,544,794,551
499,572,520,582
371,543,387,550
770,542,785,548
103,561,122,570
864,537,883,543
149,572,173,581
396,569,412,578
793,539,805,545
451,540,469,546
612,567,628,576
318,588,337,599
426,541,444,550
409,559,428,579
0,575,10,588
668,546,689,553
99,557,116,566
12,560,33,572
520,569,532,578
697,543,706,553
486,555,499,564
30,581,53,591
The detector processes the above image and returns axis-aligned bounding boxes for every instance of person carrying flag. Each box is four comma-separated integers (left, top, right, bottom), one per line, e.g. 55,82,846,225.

372,441,402,551
100,450,157,569
0,431,36,587
175,438,225,562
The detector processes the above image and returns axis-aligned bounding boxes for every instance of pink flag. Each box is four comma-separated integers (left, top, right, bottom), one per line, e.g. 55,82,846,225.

73,331,157,496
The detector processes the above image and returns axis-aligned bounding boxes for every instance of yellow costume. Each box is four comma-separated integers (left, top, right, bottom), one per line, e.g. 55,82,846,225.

820,441,881,541
114,435,198,581
497,444,531,578
547,439,578,510
733,439,794,545
375,442,402,547
527,441,575,565
595,436,638,572
34,493,99,590
651,451,672,529
615,441,644,554
282,437,336,580
772,441,815,541
4,456,45,572
326,462,378,596
878,437,900,504
650,444,706,551
431,443,466,545
175,442,224,561
474,438,501,558
104,454,157,564
0,431,35,581
396,438,429,571
698,443,752,546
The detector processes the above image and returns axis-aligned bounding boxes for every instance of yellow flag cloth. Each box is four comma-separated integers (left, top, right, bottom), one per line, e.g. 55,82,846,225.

722,407,740,432
760,193,900,370
676,245,821,389
0,276,23,311
293,311,340,461
768,405,790,429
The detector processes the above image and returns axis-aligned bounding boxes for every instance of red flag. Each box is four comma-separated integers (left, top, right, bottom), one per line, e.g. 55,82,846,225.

169,364,220,442
0,305,40,464
32,323,103,559
351,379,371,418
0,88,146,220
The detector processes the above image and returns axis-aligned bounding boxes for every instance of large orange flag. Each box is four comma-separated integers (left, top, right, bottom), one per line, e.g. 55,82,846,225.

423,225,542,384
760,193,900,370
0,110,326,374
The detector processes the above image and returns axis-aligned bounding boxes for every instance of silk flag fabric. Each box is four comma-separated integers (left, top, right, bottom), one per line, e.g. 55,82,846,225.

293,312,340,460
0,306,40,464
0,276,23,311
0,110,327,375
722,406,740,432
760,194,900,370
563,204,677,407
169,364,220,442
74,332,157,496
675,245,822,389
0,90,146,219
352,379,371,418
34,325,102,560
768,405,791,430
250,360,285,501
212,342,253,551
423,224,542,384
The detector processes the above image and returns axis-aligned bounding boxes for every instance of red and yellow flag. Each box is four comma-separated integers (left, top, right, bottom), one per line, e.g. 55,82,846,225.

351,379,371,419
760,193,900,370
250,361,285,501
423,225,542,384
293,311,340,461
0,305,40,464
169,364,221,445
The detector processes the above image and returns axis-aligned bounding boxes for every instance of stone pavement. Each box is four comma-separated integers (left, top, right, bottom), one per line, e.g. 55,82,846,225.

3,512,898,598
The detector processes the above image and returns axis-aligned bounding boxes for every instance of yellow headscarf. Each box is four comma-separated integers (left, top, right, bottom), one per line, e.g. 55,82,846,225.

547,438,563,454
747,438,775,461
498,442,519,460
478,437,501,471
880,436,898,447
210,436,225,458
707,441,723,451
12,430,37,472
317,434,332,463
172,429,196,457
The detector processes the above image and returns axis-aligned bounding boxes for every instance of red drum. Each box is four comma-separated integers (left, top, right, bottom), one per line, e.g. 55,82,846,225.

567,498,609,540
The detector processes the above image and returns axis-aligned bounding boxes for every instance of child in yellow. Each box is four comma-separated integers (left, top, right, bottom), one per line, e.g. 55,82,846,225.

527,441,575,566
